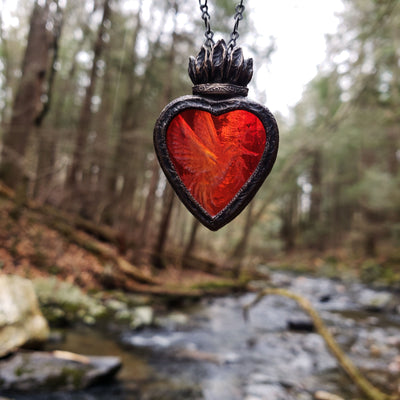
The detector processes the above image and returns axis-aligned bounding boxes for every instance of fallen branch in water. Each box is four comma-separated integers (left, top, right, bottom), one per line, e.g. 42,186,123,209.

243,287,398,400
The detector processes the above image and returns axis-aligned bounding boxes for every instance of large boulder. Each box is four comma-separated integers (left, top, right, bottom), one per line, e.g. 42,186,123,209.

0,275,49,357
0,351,121,391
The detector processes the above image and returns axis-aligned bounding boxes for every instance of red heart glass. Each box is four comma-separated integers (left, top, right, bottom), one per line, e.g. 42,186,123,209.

166,109,266,216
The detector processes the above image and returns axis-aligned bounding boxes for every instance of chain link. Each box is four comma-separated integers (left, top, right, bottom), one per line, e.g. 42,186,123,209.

198,0,215,47
198,0,246,51
227,0,245,51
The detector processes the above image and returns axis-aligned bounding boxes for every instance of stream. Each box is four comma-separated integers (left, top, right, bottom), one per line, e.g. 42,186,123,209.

7,272,400,400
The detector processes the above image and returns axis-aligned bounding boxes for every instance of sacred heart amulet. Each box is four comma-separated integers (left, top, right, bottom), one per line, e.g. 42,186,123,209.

154,40,279,231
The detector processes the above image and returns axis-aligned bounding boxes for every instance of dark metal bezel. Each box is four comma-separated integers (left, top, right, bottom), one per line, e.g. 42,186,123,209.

153,95,279,231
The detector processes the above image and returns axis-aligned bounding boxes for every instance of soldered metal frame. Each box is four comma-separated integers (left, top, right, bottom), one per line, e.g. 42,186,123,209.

153,94,279,231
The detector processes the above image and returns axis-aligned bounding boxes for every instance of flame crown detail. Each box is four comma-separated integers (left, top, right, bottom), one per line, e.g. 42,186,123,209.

188,40,253,87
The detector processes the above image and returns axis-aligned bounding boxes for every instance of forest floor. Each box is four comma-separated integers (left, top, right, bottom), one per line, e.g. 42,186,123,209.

1,188,399,297
0,194,246,296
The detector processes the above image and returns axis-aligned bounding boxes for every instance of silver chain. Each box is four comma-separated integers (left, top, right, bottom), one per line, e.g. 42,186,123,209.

198,0,245,51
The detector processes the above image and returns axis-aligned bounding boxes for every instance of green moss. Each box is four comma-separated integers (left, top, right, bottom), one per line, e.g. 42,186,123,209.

34,277,108,324
43,366,86,390
14,365,34,376
61,366,85,388
48,265,61,275
190,279,243,291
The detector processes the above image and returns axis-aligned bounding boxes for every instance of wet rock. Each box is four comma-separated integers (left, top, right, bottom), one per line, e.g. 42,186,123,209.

255,264,271,278
289,276,353,311
115,308,132,322
246,383,288,400
358,289,393,311
114,305,155,330
105,298,127,312
269,272,293,287
248,373,299,391
0,275,49,357
0,350,121,391
287,317,315,332
130,306,154,329
140,380,203,400
156,312,189,330
319,294,332,303
298,394,314,400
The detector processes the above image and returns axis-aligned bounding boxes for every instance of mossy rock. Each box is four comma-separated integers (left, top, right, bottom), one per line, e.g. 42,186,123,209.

0,351,121,391
33,277,107,325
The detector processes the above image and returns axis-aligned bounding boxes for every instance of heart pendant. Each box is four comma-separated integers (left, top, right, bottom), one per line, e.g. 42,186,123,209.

154,95,278,230
154,40,279,230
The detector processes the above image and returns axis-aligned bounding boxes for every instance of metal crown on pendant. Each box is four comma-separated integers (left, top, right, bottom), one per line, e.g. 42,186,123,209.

188,39,253,97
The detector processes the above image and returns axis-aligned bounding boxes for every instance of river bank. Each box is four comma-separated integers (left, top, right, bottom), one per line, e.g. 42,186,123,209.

2,271,399,400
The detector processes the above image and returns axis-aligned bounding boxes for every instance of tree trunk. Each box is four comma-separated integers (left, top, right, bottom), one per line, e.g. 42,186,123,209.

152,184,175,269
80,46,115,221
34,0,64,200
104,0,174,227
0,5,12,123
308,150,325,250
67,0,111,190
183,218,201,260
50,4,97,129
151,1,179,269
136,160,160,264
280,186,299,252
33,128,57,201
231,201,255,277
309,150,322,224
0,0,51,189
102,1,144,225
229,150,310,265
119,0,143,132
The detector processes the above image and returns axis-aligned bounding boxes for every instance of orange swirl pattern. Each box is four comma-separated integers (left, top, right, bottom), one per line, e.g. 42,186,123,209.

166,109,266,216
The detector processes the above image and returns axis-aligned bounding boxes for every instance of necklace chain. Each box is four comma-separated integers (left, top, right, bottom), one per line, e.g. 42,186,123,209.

198,0,245,51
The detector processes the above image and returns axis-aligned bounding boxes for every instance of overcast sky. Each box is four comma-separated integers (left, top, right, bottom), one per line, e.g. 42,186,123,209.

0,0,344,116
248,0,344,115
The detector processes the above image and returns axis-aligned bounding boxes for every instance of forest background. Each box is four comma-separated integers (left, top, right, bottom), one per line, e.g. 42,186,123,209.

0,0,399,288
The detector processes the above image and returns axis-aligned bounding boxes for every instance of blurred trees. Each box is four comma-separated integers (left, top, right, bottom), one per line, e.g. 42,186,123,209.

0,0,398,271
268,0,400,259
0,0,53,189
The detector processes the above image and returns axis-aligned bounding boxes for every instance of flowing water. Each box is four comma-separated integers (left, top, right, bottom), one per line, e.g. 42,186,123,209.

7,273,400,400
